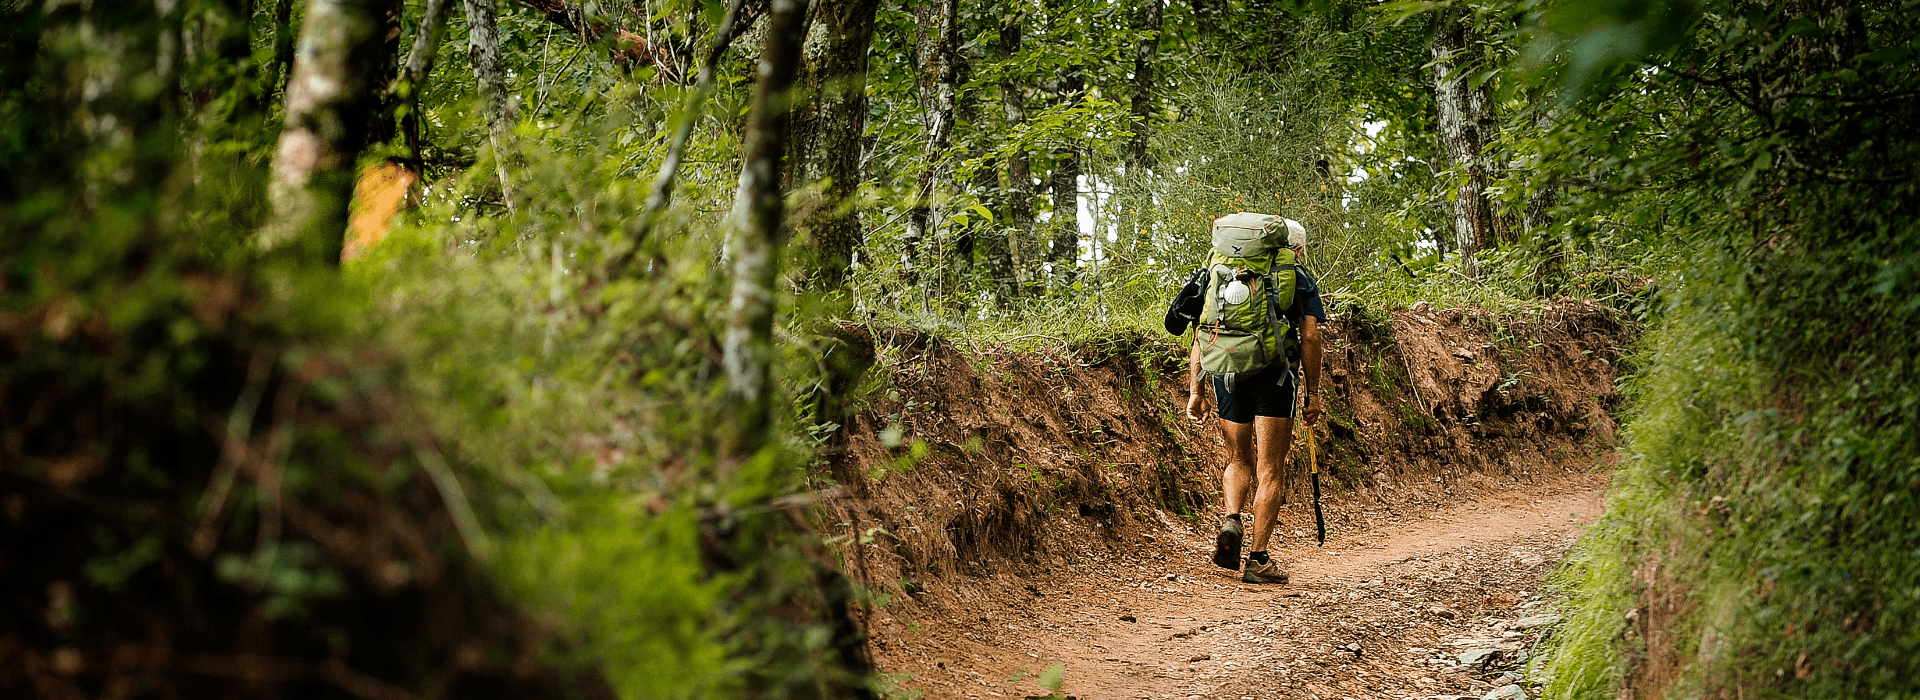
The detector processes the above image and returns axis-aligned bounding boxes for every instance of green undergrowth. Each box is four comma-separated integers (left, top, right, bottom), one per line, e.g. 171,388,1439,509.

1545,231,1920,697
1529,3,1920,696
1538,132,1920,700
348,131,868,697
845,248,1652,370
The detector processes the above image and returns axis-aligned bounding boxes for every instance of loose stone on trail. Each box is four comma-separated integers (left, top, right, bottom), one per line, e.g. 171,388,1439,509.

1456,648,1502,667
1483,684,1528,700
1510,613,1562,629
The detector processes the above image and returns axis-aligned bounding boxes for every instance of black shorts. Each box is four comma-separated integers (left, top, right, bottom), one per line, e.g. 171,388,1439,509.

1212,364,1298,423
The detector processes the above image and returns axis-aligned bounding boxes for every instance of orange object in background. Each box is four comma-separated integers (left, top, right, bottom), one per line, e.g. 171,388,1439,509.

342,162,417,261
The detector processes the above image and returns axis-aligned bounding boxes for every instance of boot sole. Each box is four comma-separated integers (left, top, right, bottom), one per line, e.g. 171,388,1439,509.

1212,527,1242,570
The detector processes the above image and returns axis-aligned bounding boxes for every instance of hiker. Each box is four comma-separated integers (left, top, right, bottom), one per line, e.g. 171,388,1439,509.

1171,214,1325,584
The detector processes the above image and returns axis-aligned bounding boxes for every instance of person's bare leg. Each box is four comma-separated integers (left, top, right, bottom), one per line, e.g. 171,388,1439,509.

1219,419,1256,514
1213,418,1256,569
1248,415,1293,553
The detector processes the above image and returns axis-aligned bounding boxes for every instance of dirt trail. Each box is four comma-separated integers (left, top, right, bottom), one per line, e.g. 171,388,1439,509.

866,473,1608,700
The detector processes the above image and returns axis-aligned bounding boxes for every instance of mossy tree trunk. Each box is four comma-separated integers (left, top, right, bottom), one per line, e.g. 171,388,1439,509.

270,0,296,97
1429,6,1496,276
464,0,521,211
788,0,881,289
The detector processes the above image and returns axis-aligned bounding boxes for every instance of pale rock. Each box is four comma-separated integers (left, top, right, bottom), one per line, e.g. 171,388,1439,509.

1456,648,1502,667
1483,685,1528,700
1511,614,1563,630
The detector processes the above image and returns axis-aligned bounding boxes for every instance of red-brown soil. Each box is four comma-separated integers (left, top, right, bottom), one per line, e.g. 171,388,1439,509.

822,301,1633,699
866,474,1607,700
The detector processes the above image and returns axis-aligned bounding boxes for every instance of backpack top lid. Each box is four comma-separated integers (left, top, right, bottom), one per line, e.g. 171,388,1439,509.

1211,212,1291,259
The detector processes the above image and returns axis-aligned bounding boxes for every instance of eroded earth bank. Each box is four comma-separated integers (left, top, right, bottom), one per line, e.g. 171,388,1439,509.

821,301,1634,700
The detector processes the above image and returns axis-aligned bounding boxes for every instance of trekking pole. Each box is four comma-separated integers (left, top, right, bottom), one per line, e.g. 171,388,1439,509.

1306,422,1325,546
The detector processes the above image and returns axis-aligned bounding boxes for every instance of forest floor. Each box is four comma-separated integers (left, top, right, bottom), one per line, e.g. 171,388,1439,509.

865,471,1609,700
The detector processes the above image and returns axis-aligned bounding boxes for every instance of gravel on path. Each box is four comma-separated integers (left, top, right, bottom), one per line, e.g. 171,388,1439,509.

865,476,1607,700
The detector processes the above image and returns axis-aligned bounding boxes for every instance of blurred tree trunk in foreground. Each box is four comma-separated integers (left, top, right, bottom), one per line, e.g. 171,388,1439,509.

365,0,404,148
723,0,808,460
260,0,389,264
1,4,615,698
720,0,882,693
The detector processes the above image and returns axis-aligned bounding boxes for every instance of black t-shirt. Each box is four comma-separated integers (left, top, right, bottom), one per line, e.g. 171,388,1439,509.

1288,266,1326,328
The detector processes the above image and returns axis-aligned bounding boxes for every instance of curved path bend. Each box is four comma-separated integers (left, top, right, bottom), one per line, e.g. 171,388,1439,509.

866,475,1609,700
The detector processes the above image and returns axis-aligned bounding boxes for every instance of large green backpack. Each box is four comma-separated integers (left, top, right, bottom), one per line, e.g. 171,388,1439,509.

1196,212,1297,391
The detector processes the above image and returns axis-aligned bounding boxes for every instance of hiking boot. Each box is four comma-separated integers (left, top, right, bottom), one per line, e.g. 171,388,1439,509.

1241,556,1289,584
1212,515,1243,570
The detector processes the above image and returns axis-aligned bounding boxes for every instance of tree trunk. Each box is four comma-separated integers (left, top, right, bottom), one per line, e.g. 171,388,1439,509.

1467,41,1512,246
983,20,1044,304
1042,0,1082,291
1523,103,1556,237
979,153,1016,307
260,0,389,264
900,0,960,291
1191,0,1219,40
393,0,457,181
1048,76,1083,292
1429,6,1493,276
464,0,521,211
366,0,404,148
788,0,881,289
1126,0,1161,174
721,0,807,461
954,150,995,301
946,47,989,304
1525,102,1562,292
210,0,263,114
998,19,1036,299
1119,0,1162,262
